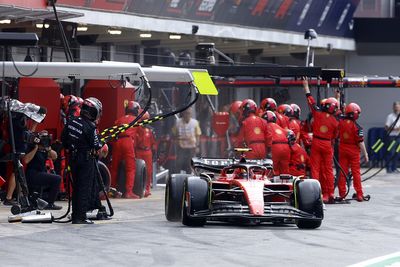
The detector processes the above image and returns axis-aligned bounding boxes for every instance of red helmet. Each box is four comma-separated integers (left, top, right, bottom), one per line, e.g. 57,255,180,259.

261,111,277,123
240,99,257,118
260,98,277,111
125,101,140,116
230,101,242,118
277,104,293,117
62,95,78,112
321,97,338,114
290,104,301,119
345,103,361,120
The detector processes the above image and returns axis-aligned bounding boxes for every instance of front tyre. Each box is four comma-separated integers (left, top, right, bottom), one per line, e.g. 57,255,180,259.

165,174,189,222
295,179,323,229
182,177,208,227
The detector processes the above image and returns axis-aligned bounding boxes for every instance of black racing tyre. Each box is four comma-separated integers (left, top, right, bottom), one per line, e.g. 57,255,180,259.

182,177,208,227
98,161,111,193
133,159,147,198
165,174,189,222
11,205,21,215
295,179,323,229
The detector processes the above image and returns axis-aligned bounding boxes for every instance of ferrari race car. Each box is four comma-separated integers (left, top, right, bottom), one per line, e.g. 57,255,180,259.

165,151,323,229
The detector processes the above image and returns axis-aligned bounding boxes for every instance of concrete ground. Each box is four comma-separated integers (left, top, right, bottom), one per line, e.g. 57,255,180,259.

0,170,400,267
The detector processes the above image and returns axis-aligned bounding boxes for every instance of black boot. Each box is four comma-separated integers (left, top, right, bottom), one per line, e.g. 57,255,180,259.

72,219,94,225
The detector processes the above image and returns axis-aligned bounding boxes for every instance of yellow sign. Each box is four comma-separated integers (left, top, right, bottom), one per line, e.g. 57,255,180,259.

191,71,218,95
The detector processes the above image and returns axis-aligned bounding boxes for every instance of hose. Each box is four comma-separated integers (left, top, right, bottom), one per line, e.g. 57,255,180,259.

100,76,152,144
94,159,114,217
53,167,72,223
333,154,352,199
100,82,199,143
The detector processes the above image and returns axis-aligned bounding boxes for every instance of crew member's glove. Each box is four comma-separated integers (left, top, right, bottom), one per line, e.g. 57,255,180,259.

266,147,272,159
287,130,296,146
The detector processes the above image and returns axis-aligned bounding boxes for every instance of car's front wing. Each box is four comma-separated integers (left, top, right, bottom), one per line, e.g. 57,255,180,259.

190,204,322,222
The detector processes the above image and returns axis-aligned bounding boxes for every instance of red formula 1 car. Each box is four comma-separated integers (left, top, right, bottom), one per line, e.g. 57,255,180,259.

165,150,323,229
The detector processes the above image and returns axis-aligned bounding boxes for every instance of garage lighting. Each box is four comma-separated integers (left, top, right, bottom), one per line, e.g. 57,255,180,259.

36,23,49,29
0,19,11,24
139,33,152,38
107,29,122,35
169,34,182,40
77,26,88,32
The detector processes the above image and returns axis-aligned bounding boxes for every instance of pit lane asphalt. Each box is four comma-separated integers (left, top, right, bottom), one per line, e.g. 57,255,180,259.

1,170,400,267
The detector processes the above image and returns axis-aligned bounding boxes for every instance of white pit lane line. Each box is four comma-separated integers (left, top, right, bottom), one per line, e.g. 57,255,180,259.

348,251,400,267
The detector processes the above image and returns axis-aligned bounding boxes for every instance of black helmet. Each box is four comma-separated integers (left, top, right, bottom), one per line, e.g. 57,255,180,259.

81,97,102,122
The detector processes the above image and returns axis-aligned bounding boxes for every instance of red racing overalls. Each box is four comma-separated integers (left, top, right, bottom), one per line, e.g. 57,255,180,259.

268,122,290,175
136,126,156,196
306,94,339,199
275,111,289,130
110,115,137,193
236,113,269,159
289,118,301,143
338,118,364,199
289,143,310,177
300,119,313,153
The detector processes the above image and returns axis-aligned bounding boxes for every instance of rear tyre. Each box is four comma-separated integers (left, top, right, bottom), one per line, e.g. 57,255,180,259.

182,177,208,227
295,179,323,229
165,174,189,221
133,159,147,198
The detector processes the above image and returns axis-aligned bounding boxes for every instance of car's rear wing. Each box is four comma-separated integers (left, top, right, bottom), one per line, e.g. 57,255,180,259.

191,157,273,172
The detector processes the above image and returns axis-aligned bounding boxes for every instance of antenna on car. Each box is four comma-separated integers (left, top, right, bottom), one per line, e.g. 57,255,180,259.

234,148,252,163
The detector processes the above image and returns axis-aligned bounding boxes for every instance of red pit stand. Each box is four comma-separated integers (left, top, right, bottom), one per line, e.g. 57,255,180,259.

18,78,61,139
212,112,230,137
83,80,135,131
201,112,230,157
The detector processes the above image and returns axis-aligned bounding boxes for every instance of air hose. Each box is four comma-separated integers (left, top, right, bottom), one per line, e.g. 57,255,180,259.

94,159,113,217
100,82,199,143
333,154,352,199
52,168,73,223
